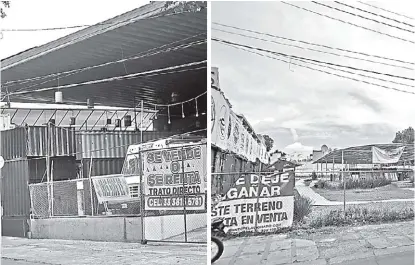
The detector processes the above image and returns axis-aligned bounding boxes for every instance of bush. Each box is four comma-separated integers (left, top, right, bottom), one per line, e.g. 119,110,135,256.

294,191,313,223
309,206,414,228
311,172,317,180
342,177,391,189
314,177,392,190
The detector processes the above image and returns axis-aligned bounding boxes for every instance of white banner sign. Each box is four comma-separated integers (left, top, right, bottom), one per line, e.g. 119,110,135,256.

212,171,295,233
372,146,405,164
92,174,131,204
142,145,207,211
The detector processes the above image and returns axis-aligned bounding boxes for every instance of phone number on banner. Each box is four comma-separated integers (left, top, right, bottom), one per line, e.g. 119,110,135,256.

147,195,205,210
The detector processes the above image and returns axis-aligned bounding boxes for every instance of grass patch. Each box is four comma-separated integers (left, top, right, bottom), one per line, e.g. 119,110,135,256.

314,178,392,190
312,184,414,201
309,205,414,228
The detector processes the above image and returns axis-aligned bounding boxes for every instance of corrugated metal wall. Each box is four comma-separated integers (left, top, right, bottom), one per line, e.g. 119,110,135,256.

0,160,31,217
81,158,124,177
1,126,76,159
0,127,27,160
76,131,175,159
27,126,76,157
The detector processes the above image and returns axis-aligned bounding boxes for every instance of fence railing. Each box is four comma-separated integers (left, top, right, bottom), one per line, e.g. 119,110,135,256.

28,143,208,244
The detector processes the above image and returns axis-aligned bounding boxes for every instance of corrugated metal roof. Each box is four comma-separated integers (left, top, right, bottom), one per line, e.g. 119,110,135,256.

314,143,414,165
1,2,207,112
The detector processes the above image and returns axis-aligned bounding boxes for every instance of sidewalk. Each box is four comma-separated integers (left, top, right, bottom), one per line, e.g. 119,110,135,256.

295,179,415,206
215,220,414,265
1,237,206,265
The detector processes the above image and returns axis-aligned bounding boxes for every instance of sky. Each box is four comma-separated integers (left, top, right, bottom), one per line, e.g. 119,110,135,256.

212,1,415,156
0,0,150,60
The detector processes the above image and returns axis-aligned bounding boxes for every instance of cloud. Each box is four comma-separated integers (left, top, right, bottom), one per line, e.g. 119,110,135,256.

284,142,313,156
290,128,298,142
212,1,414,150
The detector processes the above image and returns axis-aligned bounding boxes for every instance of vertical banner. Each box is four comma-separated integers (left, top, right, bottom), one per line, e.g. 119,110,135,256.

142,145,206,211
211,89,231,150
212,171,295,233
210,67,268,164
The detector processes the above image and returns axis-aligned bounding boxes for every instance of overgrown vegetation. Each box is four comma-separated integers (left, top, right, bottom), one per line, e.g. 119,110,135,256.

293,190,313,223
314,177,392,190
309,206,414,228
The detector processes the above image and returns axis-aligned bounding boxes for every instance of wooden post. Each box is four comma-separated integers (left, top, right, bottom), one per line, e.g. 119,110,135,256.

342,150,346,216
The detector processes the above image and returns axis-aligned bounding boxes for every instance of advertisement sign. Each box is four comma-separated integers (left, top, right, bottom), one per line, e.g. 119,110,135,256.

212,171,295,233
211,88,231,150
210,67,268,164
372,146,405,164
142,145,207,211
92,174,131,204
211,67,220,89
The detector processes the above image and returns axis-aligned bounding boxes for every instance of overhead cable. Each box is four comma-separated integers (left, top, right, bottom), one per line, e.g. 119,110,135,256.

357,1,414,21
213,27,413,70
213,22,415,65
213,38,414,81
215,40,415,95
281,2,415,44
312,1,414,33
334,2,414,28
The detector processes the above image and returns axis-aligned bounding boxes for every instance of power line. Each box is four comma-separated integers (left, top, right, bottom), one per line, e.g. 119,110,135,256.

334,2,414,28
213,22,415,66
3,60,207,98
311,1,415,33
281,2,415,44
213,27,413,70
2,33,206,86
214,40,415,95
213,38,414,81
357,1,414,21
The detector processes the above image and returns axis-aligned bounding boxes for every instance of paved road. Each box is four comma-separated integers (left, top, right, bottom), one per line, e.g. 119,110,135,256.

336,250,414,265
2,260,36,265
215,221,414,265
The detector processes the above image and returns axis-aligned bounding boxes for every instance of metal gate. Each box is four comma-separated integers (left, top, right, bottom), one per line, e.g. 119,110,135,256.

137,143,207,244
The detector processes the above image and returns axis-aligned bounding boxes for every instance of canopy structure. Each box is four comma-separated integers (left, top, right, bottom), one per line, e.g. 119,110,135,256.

0,102,155,130
1,2,207,118
313,143,414,165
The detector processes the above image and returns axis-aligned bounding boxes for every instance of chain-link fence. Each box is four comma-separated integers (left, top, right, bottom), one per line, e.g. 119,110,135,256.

28,143,208,244
29,178,142,218
138,143,207,243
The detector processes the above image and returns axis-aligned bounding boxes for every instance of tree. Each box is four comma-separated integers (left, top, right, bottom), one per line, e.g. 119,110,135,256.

258,134,274,152
392,127,414,144
150,1,207,14
0,1,10,19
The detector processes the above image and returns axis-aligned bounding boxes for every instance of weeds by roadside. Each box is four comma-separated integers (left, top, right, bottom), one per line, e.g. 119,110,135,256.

294,190,313,223
309,205,414,228
314,177,392,190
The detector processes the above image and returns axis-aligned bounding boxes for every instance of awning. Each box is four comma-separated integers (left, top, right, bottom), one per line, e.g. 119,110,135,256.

1,2,207,116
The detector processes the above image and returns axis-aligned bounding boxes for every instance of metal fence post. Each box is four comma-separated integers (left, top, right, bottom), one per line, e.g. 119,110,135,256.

139,150,146,244
181,146,188,243
88,155,94,216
